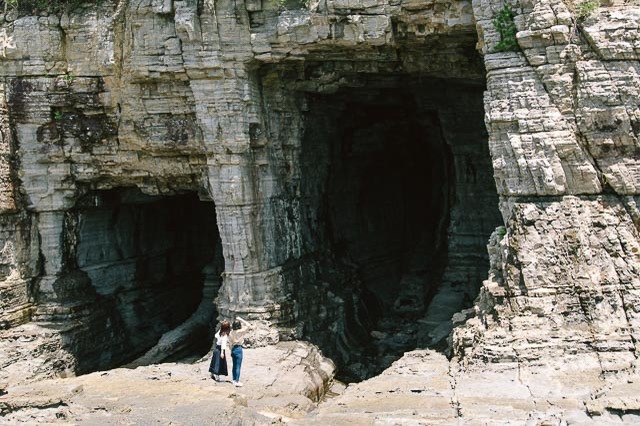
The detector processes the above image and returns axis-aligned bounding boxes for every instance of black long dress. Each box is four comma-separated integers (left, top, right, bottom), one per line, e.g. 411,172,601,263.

209,345,228,376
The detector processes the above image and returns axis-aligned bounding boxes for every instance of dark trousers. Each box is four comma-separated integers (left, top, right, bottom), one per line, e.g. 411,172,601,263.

231,345,243,382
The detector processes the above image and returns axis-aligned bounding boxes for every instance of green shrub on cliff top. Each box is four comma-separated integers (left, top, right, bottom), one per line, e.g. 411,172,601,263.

492,5,519,52
3,0,18,12
2,0,95,14
575,0,599,19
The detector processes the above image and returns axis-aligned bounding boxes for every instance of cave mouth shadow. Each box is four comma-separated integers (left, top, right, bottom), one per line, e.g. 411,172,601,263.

296,76,503,383
59,188,224,374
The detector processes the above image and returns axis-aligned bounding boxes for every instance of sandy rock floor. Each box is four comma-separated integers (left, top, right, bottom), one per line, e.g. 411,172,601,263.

2,345,640,425
303,350,640,426
0,341,333,425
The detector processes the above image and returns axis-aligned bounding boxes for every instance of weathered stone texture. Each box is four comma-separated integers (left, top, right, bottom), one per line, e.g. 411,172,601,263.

457,0,640,368
299,348,640,424
0,0,640,422
479,0,640,197
444,197,640,423
0,341,336,423
453,197,640,364
0,214,38,330
0,85,16,213
582,9,640,60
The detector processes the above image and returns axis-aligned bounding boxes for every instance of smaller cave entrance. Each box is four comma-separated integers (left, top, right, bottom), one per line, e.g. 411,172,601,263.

68,188,223,373
296,76,502,382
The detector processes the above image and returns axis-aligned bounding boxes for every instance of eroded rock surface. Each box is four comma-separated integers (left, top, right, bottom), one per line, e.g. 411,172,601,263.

0,342,335,424
302,350,640,425
0,0,502,382
0,0,640,423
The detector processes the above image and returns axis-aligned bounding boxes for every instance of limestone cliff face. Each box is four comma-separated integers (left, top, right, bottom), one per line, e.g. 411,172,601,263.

452,0,640,374
0,0,637,406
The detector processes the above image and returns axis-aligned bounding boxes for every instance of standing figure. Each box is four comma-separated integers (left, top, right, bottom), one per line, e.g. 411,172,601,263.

209,320,231,382
229,317,252,387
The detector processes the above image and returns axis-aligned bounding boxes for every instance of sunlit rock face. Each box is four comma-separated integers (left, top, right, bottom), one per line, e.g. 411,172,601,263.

0,0,640,420
451,0,640,372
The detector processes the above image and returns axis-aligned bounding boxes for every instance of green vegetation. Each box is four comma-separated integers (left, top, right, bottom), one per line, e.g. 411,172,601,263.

2,0,97,14
575,0,599,19
3,0,19,12
496,226,507,240
53,110,63,121
492,5,519,52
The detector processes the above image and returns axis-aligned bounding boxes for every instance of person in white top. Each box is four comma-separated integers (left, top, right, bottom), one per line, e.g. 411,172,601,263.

229,317,252,387
208,320,230,382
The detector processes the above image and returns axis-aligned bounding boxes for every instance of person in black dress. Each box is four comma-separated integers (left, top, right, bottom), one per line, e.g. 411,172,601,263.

209,320,230,382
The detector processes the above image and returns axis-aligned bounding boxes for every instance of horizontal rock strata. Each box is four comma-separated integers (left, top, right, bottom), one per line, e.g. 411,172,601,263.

0,0,639,423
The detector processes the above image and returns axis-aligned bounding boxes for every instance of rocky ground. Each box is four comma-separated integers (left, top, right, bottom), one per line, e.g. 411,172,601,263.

2,342,640,425
303,351,640,425
0,341,334,425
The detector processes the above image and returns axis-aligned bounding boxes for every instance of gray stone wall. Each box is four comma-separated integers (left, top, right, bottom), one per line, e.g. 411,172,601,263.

451,0,640,388
0,0,638,391
0,0,490,380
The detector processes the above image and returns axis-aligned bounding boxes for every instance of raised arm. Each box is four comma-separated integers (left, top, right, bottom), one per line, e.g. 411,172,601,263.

237,317,251,327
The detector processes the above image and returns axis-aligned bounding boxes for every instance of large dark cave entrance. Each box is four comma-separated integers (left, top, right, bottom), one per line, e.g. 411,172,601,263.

308,86,451,314
294,74,503,381
70,188,223,372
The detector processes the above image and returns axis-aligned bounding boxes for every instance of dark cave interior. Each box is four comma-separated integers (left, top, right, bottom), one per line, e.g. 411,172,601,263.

66,189,223,372
295,74,502,381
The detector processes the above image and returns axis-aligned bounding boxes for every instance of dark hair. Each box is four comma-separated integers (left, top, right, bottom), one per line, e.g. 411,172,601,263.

219,320,231,335
232,320,241,330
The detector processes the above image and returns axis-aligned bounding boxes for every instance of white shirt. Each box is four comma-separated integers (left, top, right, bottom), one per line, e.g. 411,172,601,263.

215,332,228,350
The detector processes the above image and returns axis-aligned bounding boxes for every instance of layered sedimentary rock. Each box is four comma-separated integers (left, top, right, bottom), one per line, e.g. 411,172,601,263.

445,0,640,421
0,0,639,421
0,0,503,383
452,0,640,377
